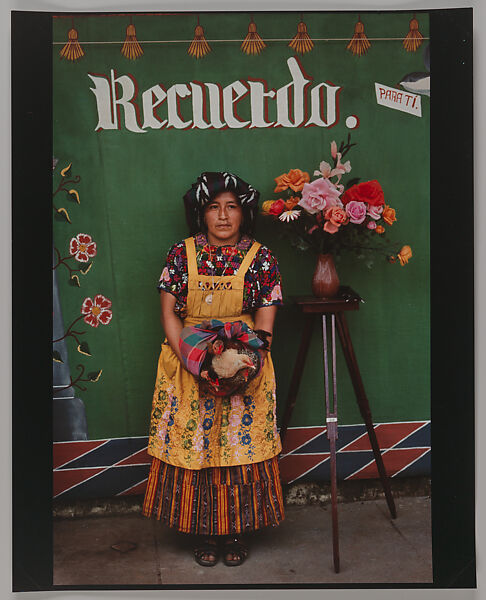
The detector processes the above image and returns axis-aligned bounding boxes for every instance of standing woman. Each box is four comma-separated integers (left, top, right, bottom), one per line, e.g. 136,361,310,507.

142,172,285,567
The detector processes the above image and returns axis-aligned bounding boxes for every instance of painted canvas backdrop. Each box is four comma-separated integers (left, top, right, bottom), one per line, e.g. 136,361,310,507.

52,11,430,441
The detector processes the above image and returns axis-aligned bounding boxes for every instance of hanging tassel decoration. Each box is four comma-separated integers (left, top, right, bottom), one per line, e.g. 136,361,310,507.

59,26,84,61
403,15,424,52
241,17,266,55
288,18,314,55
346,16,371,57
121,22,144,60
188,18,211,59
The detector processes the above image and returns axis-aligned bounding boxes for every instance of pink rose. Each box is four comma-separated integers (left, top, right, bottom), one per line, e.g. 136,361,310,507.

345,200,367,224
367,220,377,230
367,204,384,220
298,177,342,214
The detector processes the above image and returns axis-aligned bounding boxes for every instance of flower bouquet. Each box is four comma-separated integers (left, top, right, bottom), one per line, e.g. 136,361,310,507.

261,136,412,295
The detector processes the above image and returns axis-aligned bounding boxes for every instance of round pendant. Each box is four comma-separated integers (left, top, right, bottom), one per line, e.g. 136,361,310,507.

205,294,213,304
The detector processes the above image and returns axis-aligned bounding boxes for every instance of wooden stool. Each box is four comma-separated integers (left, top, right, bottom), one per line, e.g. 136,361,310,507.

279,287,397,573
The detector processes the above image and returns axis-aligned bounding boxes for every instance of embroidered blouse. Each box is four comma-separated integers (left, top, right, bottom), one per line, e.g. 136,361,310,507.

158,232,283,317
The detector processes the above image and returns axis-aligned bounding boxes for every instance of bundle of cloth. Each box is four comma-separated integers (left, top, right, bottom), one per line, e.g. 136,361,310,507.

179,319,266,397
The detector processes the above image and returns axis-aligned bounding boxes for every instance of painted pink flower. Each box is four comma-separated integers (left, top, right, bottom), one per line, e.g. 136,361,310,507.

81,294,113,328
345,200,367,224
270,284,282,302
69,233,97,263
367,220,377,230
367,204,384,220
330,140,338,159
298,178,342,214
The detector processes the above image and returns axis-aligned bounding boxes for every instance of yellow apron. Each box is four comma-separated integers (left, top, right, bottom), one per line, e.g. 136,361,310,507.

147,236,282,469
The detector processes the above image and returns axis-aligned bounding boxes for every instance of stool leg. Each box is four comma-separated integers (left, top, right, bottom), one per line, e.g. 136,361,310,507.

335,312,397,520
279,313,315,444
323,314,340,573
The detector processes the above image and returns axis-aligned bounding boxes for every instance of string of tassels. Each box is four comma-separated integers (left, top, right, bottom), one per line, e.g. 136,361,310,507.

288,16,314,55
188,16,211,58
121,19,144,59
241,16,266,55
402,14,424,52
346,15,371,57
59,22,84,61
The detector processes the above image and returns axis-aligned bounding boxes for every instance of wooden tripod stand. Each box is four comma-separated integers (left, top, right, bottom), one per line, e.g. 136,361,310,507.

279,289,397,573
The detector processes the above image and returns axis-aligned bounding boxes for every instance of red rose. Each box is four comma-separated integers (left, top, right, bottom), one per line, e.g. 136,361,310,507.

269,199,286,216
342,180,385,207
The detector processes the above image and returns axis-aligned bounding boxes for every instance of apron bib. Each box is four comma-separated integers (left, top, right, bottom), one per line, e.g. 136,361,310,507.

147,236,282,469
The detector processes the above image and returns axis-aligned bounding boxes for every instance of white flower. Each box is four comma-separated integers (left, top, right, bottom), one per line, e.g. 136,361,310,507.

279,209,301,222
314,153,351,183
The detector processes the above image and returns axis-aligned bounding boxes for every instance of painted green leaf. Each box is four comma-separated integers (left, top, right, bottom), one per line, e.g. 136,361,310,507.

69,274,80,287
87,369,102,382
68,189,80,203
55,207,71,223
80,262,92,275
77,342,91,356
53,350,63,363
60,162,72,177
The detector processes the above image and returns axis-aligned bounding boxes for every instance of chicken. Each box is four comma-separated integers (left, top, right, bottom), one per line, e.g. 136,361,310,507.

210,348,255,379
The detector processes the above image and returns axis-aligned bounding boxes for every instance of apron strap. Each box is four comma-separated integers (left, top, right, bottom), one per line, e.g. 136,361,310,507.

184,237,198,283
236,241,261,279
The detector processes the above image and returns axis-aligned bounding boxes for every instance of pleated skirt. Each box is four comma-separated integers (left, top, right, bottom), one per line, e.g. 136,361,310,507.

142,455,285,536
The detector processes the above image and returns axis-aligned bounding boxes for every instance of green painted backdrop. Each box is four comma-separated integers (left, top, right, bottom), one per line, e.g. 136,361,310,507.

53,11,430,441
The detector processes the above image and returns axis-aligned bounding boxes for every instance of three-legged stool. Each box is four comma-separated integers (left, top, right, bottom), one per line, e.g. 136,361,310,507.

279,288,397,573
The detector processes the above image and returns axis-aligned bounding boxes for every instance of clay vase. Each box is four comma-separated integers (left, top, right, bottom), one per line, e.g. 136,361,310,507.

311,253,340,298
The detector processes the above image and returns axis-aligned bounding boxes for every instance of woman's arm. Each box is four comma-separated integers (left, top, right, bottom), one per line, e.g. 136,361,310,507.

160,291,184,363
253,305,277,350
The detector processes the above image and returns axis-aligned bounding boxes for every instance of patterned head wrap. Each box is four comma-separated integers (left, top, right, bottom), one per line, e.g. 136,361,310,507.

183,171,260,235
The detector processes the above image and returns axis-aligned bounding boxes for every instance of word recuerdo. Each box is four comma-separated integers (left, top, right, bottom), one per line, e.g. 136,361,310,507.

88,57,343,133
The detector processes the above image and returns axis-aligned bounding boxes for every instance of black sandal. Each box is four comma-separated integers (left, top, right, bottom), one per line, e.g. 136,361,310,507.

223,536,248,567
194,537,219,567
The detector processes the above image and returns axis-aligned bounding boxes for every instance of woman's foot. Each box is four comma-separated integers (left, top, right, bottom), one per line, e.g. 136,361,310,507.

222,536,248,566
194,537,219,567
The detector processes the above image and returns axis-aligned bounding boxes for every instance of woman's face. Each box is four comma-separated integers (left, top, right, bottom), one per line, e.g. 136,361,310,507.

204,191,243,246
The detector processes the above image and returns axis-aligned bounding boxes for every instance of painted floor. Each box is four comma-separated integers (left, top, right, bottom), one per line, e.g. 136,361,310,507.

53,495,432,586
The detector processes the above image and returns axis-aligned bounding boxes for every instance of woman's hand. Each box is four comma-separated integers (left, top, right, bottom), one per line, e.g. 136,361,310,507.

160,291,184,363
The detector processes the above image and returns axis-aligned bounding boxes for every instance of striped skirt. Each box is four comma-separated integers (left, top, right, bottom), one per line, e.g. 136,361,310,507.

142,456,285,536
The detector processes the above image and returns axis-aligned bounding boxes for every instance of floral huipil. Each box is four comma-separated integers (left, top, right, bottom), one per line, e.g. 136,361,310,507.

157,232,283,318
147,234,283,469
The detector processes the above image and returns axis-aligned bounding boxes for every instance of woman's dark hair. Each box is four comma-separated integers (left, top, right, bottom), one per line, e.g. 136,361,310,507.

183,172,259,236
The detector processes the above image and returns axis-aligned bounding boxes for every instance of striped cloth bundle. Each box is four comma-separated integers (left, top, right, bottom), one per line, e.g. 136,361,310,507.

179,319,264,377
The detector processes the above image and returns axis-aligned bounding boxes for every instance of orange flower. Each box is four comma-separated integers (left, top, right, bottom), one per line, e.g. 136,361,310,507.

382,205,397,226
285,196,300,210
261,200,275,215
397,245,413,266
323,206,349,234
274,169,310,193
375,225,385,234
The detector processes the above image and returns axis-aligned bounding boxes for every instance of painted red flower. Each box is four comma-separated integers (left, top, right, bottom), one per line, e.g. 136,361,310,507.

70,233,97,263
81,294,112,328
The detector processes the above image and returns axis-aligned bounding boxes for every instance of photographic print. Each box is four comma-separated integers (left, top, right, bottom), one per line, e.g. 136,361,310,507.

12,5,474,592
